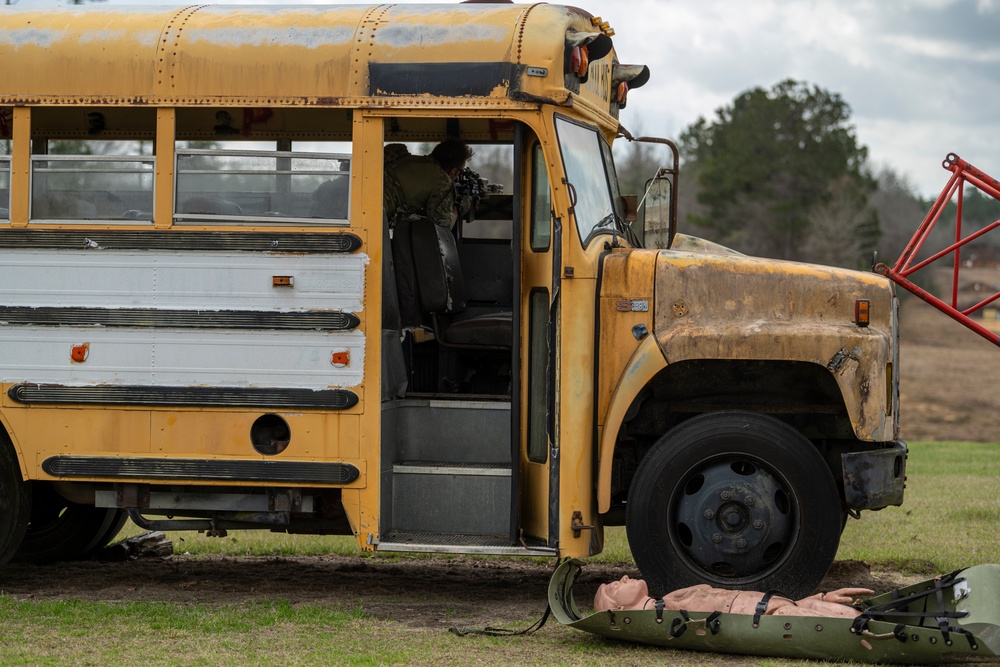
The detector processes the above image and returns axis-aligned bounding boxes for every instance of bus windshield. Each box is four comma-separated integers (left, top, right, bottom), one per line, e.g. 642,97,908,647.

555,116,619,247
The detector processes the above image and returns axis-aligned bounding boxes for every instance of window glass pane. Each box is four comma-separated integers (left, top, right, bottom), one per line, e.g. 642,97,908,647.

600,138,623,215
175,149,350,225
555,117,614,247
527,288,549,463
530,143,550,251
0,155,9,221
30,155,154,222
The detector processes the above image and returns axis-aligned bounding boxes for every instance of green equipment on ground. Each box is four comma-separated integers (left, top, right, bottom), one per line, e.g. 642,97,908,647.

548,559,1000,664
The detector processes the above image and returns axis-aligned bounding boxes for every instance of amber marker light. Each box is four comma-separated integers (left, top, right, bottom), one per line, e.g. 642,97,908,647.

855,299,871,327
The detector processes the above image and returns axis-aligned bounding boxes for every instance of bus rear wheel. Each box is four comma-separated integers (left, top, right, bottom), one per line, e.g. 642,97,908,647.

0,436,31,566
626,411,842,600
13,483,126,564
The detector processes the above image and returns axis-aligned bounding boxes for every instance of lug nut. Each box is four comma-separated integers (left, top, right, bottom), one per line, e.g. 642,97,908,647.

704,509,715,519
720,491,731,500
712,533,723,543
753,519,764,529
745,496,754,505
736,538,747,548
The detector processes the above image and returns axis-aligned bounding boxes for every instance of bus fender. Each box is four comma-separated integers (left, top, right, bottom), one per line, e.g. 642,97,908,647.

597,335,666,514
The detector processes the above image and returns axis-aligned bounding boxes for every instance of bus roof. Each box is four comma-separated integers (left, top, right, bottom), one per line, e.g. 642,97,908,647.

0,3,643,118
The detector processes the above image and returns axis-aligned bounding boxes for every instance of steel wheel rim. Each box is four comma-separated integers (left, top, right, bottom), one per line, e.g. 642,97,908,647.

667,453,799,585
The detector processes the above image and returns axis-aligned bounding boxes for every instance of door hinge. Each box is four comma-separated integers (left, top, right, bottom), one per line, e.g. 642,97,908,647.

571,510,595,538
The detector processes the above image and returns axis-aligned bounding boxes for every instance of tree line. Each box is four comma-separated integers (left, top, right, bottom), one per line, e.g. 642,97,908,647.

616,79,1000,271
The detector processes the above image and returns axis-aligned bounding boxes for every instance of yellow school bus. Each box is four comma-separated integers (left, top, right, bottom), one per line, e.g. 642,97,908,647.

0,3,904,598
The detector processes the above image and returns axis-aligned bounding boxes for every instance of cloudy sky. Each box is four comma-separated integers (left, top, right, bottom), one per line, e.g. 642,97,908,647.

18,0,1000,198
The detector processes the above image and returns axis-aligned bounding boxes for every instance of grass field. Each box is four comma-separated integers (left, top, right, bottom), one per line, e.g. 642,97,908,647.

0,440,997,666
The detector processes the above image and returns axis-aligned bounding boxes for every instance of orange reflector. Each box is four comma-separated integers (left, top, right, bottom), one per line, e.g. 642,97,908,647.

331,350,350,367
855,299,870,327
617,81,629,105
571,45,589,77
272,276,294,287
71,343,90,363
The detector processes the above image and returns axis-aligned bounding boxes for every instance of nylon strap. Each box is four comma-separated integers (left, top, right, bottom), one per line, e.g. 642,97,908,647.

752,590,783,628
448,604,552,637
669,609,690,638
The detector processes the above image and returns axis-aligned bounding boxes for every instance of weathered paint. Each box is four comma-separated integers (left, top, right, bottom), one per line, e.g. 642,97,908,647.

595,248,658,422
653,249,897,441
0,237,369,486
589,240,899,512
596,335,666,514
0,4,618,116
0,248,366,389
593,248,660,514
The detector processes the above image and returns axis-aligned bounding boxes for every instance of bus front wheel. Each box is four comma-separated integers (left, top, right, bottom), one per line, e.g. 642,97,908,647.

625,411,841,600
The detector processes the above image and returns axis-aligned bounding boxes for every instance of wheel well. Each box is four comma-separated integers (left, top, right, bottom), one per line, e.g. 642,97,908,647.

0,419,27,482
605,359,854,520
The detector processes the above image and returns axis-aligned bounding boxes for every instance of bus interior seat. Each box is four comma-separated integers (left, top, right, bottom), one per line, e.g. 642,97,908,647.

33,194,98,219
180,196,243,215
408,217,512,349
309,178,349,219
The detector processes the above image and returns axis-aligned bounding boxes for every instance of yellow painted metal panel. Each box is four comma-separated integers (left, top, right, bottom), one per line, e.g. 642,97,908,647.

595,249,657,423
154,108,175,228
595,336,666,514
149,411,346,459
518,242,552,543
9,107,29,227
153,6,369,101
556,273,598,557
344,113,383,549
653,251,897,441
0,7,170,100
0,403,153,478
0,4,624,122
593,249,661,514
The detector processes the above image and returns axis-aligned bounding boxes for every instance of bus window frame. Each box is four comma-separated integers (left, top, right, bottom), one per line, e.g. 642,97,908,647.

529,142,551,252
173,147,352,226
28,153,156,225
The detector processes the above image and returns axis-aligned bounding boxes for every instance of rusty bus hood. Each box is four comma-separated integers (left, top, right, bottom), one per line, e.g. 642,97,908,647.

651,240,898,441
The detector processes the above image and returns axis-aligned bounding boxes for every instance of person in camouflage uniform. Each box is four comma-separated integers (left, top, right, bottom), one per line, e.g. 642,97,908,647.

383,139,473,229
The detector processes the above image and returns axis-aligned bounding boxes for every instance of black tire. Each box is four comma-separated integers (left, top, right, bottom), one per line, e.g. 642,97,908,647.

0,433,32,566
13,482,126,564
626,411,841,600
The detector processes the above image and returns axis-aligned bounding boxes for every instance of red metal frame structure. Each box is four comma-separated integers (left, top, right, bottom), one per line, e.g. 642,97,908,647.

875,153,1000,348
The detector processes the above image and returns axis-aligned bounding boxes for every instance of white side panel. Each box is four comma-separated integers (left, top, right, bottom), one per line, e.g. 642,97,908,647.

0,328,364,388
0,250,366,312
0,248,367,389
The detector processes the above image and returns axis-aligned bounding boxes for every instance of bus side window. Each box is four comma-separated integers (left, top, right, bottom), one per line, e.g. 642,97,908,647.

529,143,550,252
174,147,350,225
29,141,155,223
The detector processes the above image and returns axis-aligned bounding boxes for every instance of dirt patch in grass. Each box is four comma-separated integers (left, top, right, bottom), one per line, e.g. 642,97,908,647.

0,553,922,631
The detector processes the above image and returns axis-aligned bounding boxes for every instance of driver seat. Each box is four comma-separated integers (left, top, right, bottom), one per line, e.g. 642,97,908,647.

407,217,511,350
